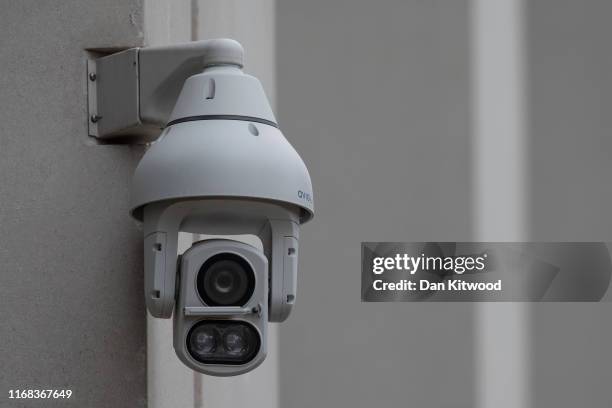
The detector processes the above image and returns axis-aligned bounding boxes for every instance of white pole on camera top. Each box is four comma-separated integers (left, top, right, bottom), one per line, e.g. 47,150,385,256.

144,2,198,406
472,0,531,407
193,1,279,407
144,1,279,407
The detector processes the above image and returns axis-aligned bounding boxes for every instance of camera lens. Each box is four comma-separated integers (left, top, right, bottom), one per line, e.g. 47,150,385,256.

188,325,218,359
224,329,248,356
187,321,260,365
197,254,255,306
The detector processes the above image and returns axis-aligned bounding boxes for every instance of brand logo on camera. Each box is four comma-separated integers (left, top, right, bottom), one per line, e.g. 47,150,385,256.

298,190,312,203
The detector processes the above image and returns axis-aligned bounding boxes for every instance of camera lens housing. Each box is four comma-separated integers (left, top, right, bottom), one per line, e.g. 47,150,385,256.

187,321,260,365
197,253,255,307
174,239,270,376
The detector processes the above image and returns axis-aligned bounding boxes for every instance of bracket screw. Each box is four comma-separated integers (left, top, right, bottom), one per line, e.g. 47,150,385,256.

252,304,262,317
90,114,102,123
88,72,97,81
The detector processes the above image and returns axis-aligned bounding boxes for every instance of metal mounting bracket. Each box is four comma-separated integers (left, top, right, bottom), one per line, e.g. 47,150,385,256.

86,39,244,142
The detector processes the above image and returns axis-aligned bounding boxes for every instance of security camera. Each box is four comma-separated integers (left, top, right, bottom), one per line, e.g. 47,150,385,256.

87,38,313,375
85,38,314,376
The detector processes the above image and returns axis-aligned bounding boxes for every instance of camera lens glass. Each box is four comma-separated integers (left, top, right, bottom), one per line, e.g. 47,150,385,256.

224,330,248,356
187,321,260,365
188,325,218,359
197,254,255,306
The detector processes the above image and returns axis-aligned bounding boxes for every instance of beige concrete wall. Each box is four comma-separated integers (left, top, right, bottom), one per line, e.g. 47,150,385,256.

0,1,147,407
0,1,280,407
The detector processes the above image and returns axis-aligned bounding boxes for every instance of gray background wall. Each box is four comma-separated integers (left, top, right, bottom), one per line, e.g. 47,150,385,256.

276,1,476,407
527,1,612,407
2,1,612,408
276,1,612,408
0,1,147,407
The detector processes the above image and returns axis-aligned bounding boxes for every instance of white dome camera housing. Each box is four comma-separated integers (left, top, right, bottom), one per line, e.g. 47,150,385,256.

89,39,313,376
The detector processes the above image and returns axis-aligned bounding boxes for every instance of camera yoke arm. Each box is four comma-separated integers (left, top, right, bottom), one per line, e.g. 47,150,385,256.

142,200,300,320
258,219,300,323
